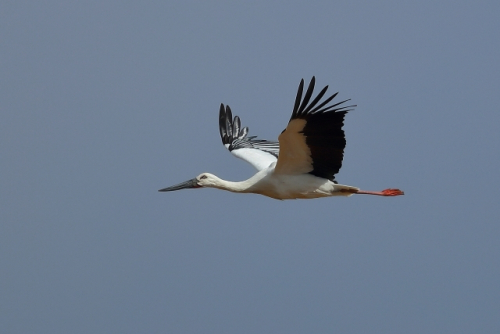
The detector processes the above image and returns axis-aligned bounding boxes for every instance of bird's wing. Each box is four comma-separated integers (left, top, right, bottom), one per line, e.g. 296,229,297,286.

219,104,279,171
274,77,355,182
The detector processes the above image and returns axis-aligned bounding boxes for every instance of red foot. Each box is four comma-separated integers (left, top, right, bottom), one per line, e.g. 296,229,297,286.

381,188,404,196
355,188,404,196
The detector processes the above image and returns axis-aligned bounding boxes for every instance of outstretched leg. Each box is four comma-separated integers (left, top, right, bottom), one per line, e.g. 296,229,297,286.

356,188,404,196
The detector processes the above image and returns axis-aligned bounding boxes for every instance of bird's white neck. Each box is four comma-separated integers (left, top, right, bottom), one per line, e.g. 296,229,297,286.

198,171,268,194
208,177,255,193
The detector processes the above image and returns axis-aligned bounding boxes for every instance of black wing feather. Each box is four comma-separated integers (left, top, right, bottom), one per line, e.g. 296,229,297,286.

219,104,279,158
288,77,356,181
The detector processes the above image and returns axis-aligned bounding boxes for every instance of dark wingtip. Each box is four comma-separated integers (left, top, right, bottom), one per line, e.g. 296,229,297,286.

292,79,305,119
296,76,316,117
219,104,228,144
290,77,355,119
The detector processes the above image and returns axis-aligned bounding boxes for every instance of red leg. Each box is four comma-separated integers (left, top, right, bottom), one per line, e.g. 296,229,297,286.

356,188,404,196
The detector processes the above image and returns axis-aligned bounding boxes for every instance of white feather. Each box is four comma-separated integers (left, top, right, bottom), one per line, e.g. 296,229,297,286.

230,148,277,171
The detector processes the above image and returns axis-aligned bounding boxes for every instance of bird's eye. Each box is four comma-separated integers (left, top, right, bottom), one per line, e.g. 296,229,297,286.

200,175,207,180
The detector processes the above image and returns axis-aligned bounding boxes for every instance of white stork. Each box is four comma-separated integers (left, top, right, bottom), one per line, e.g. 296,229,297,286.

159,77,404,200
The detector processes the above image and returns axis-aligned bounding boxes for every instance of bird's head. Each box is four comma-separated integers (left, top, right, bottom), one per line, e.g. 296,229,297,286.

158,173,219,192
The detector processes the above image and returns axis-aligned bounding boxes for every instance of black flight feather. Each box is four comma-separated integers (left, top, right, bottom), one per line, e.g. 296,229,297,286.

288,77,356,181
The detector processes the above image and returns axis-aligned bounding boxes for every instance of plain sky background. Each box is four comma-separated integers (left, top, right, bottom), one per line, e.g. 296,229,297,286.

2,1,500,333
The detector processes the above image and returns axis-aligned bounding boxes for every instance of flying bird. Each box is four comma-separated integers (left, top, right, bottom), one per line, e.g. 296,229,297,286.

159,77,404,200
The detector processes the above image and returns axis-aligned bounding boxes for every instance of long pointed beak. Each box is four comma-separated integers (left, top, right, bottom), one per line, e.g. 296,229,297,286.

158,178,201,192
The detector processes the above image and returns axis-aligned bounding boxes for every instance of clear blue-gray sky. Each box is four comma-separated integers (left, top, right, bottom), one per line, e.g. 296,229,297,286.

2,1,500,333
